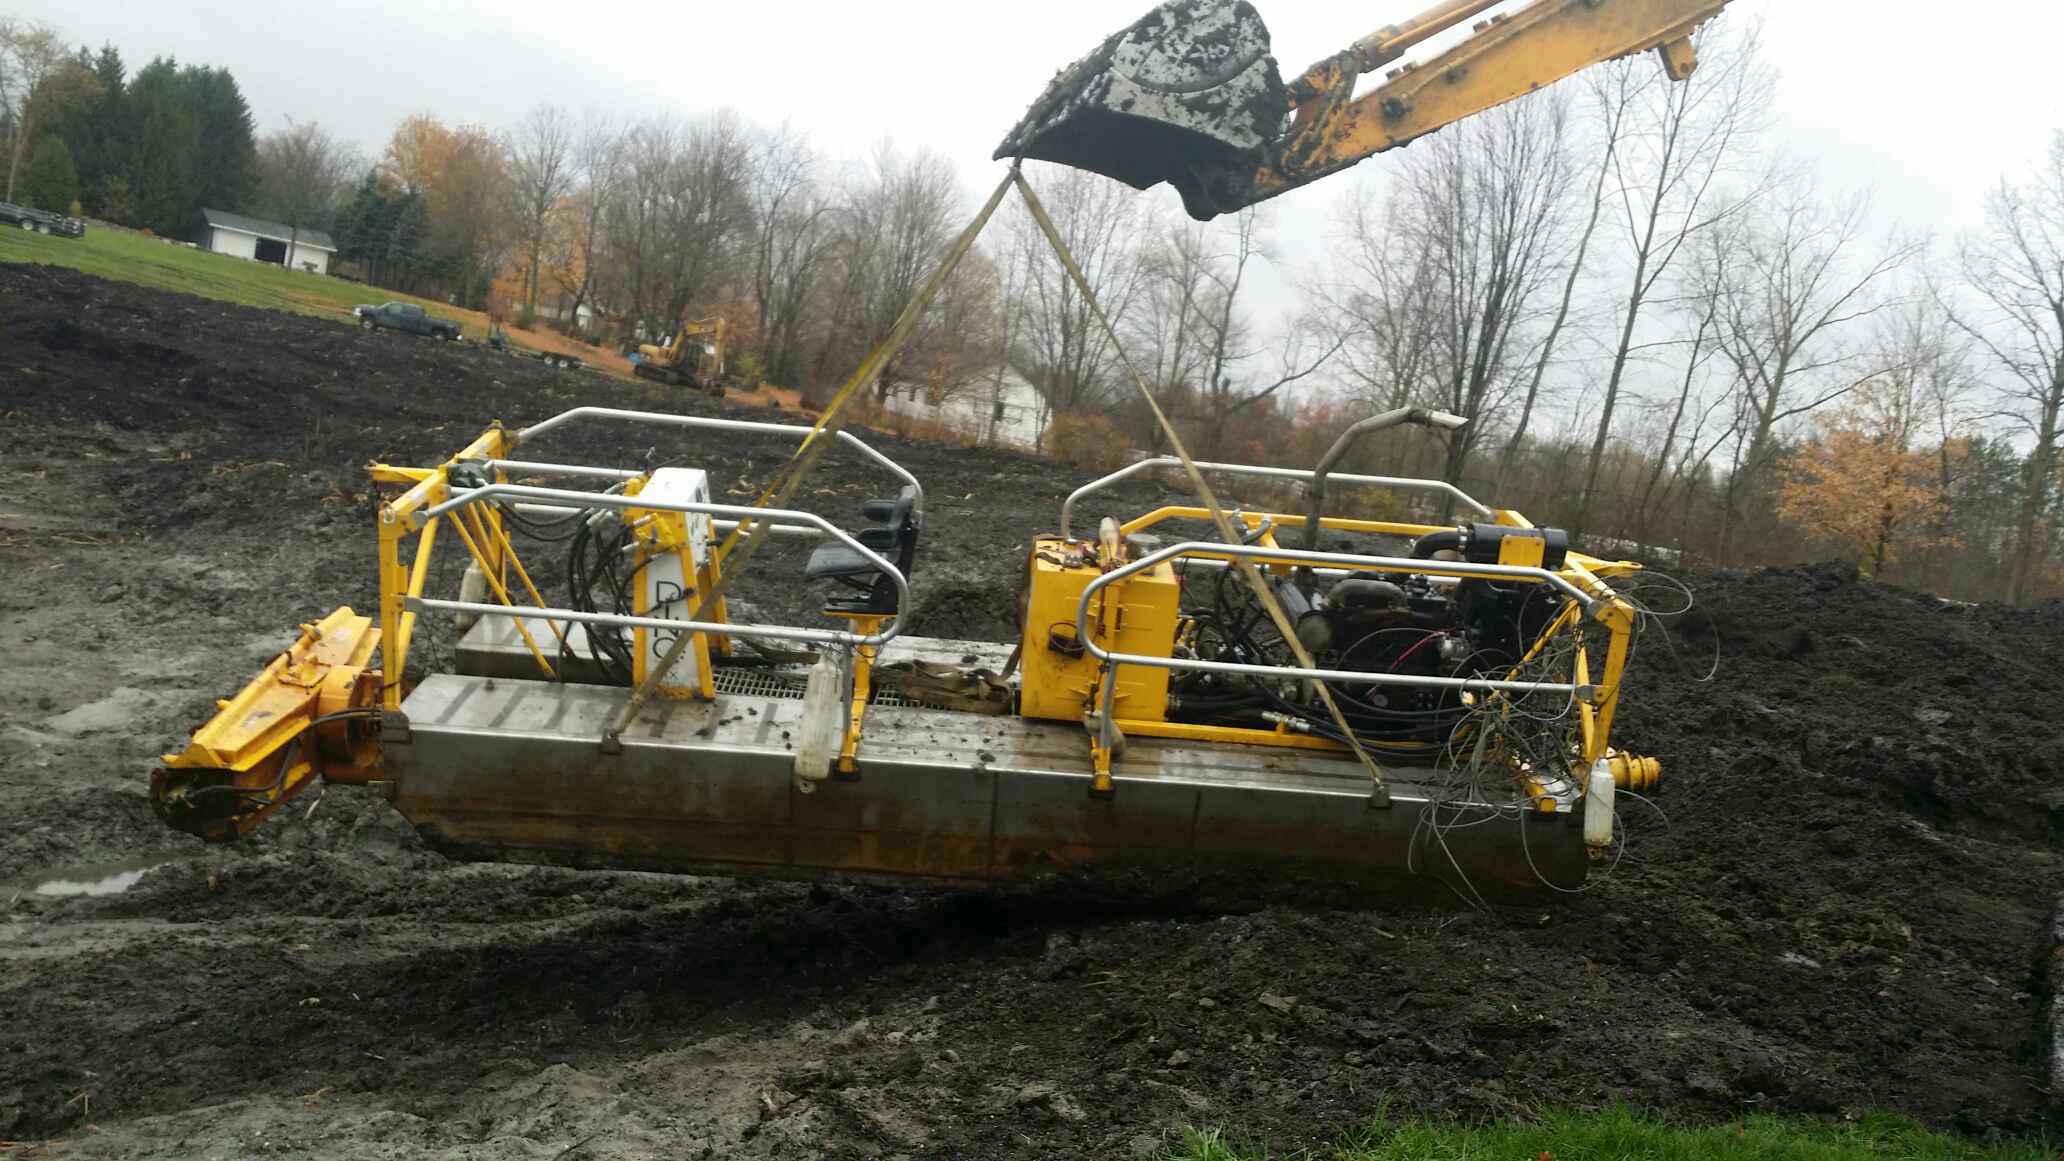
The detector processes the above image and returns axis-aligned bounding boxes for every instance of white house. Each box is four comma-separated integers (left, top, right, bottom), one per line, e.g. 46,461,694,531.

198,208,337,276
879,363,1049,453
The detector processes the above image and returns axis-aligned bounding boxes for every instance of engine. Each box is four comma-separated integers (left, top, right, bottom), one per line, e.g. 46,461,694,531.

1168,525,1573,756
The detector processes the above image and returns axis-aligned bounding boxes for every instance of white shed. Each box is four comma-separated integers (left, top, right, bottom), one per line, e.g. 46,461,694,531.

879,363,1049,453
198,208,337,276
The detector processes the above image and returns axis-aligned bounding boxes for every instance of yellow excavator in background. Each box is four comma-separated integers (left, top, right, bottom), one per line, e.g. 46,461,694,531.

152,0,1729,898
632,316,727,397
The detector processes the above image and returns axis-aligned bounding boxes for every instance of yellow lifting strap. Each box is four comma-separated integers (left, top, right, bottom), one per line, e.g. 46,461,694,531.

1009,170,1394,803
603,170,1019,746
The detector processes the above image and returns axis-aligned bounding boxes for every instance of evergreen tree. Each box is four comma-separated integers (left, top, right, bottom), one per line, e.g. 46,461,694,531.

186,65,256,211
123,57,199,234
19,135,78,211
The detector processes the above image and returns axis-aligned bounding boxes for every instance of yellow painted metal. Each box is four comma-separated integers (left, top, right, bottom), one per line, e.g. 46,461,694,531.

1656,35,1700,81
447,507,557,681
477,507,567,654
1587,599,1637,764
1574,645,1597,759
1019,537,1182,725
1258,0,1729,201
378,521,407,711
368,465,435,486
384,425,506,530
1496,530,1548,569
1121,506,1449,541
155,607,382,839
1608,751,1662,791
829,612,888,777
391,515,439,675
1114,718,1348,754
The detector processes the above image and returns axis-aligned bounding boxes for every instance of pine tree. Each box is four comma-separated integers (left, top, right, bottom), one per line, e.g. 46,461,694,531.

19,135,78,212
123,57,200,234
186,65,256,211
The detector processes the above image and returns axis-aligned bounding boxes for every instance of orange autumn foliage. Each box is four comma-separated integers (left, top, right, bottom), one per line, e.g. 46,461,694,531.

1777,415,1949,577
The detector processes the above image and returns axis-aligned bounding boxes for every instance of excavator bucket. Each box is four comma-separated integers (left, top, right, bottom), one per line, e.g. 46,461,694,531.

996,0,1287,221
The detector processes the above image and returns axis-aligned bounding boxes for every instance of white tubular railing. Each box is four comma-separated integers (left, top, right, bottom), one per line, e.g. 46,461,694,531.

425,483,908,649
1059,457,1494,539
1073,542,1593,698
512,408,922,511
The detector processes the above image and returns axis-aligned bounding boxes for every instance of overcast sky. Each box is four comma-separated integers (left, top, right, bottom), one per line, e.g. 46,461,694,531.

22,0,2064,384
27,0,2057,223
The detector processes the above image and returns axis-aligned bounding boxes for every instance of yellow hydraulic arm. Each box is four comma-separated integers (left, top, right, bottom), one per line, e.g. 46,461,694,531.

1258,0,1727,203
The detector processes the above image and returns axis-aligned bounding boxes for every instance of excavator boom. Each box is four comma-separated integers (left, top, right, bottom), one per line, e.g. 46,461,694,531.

998,0,1731,220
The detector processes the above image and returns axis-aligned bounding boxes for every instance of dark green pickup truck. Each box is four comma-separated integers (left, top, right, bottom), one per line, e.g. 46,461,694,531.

353,301,461,341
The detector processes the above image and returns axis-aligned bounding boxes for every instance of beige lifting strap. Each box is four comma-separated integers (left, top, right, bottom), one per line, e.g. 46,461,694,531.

1010,170,1392,804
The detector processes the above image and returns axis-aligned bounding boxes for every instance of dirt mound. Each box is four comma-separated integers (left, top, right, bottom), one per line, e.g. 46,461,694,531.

1,264,2058,1155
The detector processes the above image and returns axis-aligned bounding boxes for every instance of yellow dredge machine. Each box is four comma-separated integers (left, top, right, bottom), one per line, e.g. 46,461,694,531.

152,0,1726,896
153,407,1658,895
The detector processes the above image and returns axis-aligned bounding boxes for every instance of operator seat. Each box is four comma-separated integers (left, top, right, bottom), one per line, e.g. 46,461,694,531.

805,485,921,615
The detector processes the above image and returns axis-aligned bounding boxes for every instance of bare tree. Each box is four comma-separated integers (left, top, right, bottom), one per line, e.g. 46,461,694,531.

1572,22,1770,535
1337,92,1577,497
1631,279,1723,541
1951,132,2064,604
1173,209,1345,458
604,113,752,337
255,119,359,271
747,124,835,386
508,104,575,321
605,116,678,332
1494,84,1627,496
1706,173,1919,560
550,112,623,335
1327,189,1440,414
828,143,966,399
1131,218,1214,444
1008,165,1155,415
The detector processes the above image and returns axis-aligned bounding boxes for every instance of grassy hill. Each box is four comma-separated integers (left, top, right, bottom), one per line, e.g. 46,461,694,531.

0,221,629,374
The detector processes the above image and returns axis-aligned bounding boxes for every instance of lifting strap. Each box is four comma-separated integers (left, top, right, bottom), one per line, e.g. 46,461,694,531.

1009,170,1392,803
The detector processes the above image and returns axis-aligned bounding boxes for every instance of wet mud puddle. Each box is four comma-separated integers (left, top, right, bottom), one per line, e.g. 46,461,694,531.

9,854,185,899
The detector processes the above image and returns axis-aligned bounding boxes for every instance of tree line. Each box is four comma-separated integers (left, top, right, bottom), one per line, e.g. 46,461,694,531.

3,13,2059,603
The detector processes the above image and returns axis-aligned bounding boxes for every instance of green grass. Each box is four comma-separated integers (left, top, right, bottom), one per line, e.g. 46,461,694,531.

1168,1109,2050,1161
0,221,465,331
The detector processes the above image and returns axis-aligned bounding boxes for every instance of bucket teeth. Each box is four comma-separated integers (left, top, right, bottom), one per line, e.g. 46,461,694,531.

995,0,1288,220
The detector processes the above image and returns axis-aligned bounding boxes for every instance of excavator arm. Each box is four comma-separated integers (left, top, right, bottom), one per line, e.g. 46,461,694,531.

998,0,1731,220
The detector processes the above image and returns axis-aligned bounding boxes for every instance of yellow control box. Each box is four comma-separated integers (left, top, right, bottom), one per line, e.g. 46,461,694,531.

1018,538,1181,725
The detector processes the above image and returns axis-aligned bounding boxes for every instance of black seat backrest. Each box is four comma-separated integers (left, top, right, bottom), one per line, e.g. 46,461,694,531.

818,485,922,616
870,486,921,580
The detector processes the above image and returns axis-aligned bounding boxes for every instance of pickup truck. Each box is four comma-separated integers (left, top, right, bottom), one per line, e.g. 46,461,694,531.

353,302,462,342
0,200,86,238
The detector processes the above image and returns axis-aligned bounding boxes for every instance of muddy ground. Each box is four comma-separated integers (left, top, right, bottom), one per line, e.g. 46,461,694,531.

1,263,2059,1158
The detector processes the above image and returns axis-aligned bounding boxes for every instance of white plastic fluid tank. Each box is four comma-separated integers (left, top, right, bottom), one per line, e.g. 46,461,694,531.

1585,759,1616,852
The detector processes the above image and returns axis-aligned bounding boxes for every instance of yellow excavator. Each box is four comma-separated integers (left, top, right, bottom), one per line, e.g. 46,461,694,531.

152,0,1727,897
631,315,727,397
